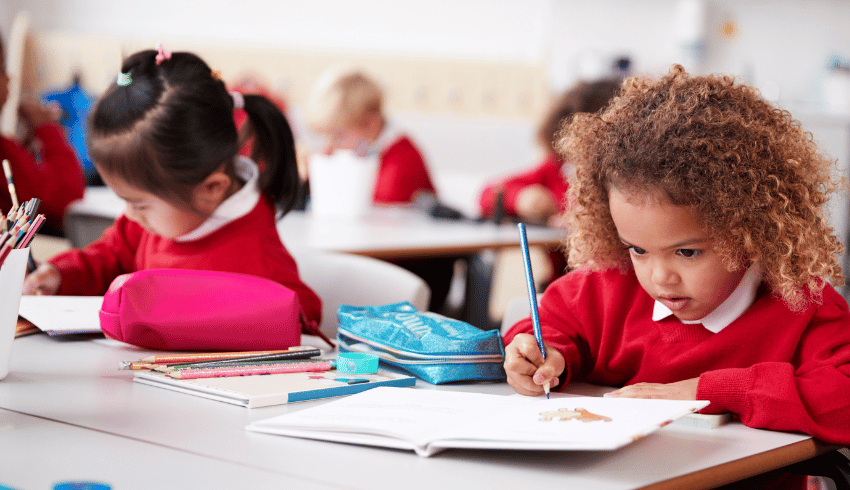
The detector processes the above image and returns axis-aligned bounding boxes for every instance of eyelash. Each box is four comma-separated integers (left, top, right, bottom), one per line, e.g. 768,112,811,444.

625,246,702,258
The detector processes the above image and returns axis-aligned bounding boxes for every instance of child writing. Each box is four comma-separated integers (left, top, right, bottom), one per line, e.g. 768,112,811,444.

1,32,85,235
23,46,322,332
504,66,850,486
478,79,619,226
303,69,453,311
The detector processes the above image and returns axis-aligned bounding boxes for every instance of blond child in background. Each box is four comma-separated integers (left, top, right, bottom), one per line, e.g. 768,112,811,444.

304,69,436,204
504,65,850,490
304,69,453,311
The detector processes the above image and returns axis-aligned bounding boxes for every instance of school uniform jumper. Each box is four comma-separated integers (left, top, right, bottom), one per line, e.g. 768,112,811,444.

0,123,85,233
504,267,850,446
372,125,436,204
478,153,568,218
48,157,322,328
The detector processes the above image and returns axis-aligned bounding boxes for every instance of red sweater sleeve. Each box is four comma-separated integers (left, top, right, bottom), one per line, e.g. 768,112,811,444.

0,124,85,231
478,155,567,218
697,294,850,445
49,215,142,295
373,137,436,204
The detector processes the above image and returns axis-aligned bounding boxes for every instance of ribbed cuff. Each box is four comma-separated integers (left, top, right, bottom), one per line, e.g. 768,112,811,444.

697,367,754,415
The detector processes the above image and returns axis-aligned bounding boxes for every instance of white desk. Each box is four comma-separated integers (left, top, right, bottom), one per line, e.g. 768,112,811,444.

64,187,564,258
0,334,827,490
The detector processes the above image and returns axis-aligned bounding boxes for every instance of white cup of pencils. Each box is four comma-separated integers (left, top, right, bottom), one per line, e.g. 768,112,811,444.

0,247,29,380
1,161,48,380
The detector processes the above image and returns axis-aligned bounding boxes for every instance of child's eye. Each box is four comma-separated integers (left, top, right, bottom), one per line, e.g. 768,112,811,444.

677,249,702,258
627,246,647,256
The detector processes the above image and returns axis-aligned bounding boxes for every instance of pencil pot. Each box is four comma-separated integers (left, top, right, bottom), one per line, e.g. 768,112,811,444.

0,248,29,380
309,150,378,218
337,302,506,384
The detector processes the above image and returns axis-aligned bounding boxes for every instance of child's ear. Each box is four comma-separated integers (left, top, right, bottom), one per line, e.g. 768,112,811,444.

192,170,232,214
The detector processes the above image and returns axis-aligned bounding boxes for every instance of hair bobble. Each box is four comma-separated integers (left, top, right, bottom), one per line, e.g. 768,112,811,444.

155,42,172,65
230,91,245,110
116,72,132,87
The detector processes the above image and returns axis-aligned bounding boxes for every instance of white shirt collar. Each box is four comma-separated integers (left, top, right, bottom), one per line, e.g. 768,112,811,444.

651,263,763,333
175,156,261,242
373,119,407,154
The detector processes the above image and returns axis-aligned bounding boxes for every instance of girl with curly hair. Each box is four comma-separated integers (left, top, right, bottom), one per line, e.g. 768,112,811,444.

503,66,850,469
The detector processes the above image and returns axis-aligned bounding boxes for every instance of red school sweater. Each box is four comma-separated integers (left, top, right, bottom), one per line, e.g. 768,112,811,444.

372,136,437,205
504,267,850,446
478,153,568,218
48,196,322,327
0,123,85,233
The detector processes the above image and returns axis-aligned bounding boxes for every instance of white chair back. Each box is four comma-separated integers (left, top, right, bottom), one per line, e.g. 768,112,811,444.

500,294,541,336
290,249,431,339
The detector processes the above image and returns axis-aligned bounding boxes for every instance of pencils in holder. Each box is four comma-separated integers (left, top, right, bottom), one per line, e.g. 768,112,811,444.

517,223,550,398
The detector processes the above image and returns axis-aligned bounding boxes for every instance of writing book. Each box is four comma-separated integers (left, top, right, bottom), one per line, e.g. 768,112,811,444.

18,295,103,335
246,387,709,456
134,368,415,408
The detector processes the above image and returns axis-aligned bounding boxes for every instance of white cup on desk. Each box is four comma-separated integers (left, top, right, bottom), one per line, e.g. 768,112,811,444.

309,150,378,218
0,248,29,380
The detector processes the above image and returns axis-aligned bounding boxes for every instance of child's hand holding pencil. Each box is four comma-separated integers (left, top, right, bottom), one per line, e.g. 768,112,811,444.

503,333,565,397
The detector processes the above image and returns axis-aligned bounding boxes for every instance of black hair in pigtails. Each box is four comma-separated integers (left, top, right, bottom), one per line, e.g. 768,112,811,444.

241,94,300,217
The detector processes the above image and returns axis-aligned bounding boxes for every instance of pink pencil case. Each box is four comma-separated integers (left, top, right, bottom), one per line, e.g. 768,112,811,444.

100,269,310,351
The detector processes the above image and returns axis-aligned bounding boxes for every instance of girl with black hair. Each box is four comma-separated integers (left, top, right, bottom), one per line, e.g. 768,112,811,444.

24,46,321,331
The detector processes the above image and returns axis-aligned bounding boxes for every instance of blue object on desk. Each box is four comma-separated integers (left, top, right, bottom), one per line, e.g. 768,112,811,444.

337,302,506,384
518,223,545,359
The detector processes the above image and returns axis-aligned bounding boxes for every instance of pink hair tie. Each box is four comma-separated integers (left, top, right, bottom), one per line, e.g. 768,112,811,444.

230,91,245,110
155,42,172,65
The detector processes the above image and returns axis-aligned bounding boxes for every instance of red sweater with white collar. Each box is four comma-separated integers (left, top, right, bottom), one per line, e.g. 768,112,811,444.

48,196,322,327
504,267,850,446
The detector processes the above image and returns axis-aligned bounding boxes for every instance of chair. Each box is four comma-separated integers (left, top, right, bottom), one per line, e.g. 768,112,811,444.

500,294,538,335
290,248,431,340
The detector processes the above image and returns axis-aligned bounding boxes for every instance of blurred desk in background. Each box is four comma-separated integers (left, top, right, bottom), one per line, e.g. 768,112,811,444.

64,186,563,257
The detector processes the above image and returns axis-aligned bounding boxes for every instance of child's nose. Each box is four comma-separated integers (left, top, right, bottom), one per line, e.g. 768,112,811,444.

651,261,680,286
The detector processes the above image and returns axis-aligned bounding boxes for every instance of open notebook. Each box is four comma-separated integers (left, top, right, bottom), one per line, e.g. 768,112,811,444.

18,295,103,335
247,386,709,456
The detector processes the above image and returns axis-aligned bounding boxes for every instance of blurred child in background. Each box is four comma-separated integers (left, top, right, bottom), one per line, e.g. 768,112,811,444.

478,79,619,280
304,69,453,311
0,32,85,235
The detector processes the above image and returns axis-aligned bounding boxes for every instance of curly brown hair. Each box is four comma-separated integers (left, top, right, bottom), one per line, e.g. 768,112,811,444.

559,65,844,310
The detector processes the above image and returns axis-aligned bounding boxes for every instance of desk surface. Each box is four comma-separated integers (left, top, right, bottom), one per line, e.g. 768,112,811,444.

0,334,824,490
65,186,564,258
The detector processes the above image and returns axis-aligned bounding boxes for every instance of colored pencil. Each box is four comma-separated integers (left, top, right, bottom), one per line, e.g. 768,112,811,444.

2,159,19,208
160,348,321,370
155,358,326,373
121,347,319,369
518,223,550,398
168,360,335,379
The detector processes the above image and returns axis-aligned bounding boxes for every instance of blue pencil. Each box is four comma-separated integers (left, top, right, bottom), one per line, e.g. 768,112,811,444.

517,223,550,398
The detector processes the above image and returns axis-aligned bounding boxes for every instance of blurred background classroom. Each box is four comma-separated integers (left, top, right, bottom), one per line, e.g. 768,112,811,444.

2,0,850,324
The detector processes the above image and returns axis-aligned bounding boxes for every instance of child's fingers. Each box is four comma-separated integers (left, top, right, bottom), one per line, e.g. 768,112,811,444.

22,265,60,295
504,334,564,396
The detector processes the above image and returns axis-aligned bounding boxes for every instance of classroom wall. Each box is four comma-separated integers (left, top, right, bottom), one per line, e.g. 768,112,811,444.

3,0,850,221
6,0,850,109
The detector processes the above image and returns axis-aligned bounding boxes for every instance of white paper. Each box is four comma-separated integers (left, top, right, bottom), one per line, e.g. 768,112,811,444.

18,295,103,334
247,387,709,456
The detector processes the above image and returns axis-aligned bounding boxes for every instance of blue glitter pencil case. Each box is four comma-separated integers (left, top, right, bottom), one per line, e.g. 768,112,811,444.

336,302,506,384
